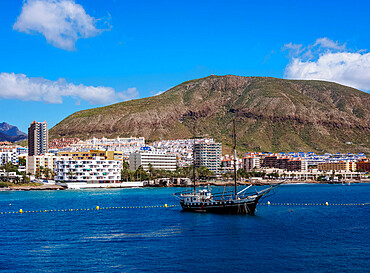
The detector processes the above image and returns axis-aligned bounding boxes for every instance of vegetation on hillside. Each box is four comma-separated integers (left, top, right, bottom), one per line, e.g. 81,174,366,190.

49,75,370,154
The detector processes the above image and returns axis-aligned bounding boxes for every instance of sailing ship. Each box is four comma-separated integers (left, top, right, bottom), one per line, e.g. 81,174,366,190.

175,120,282,215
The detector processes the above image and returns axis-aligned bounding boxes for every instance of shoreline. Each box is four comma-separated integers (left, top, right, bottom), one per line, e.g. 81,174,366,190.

0,184,65,191
0,178,369,191
197,179,370,187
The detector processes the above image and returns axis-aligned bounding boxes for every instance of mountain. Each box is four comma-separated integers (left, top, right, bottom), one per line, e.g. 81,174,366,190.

0,122,27,137
50,76,370,154
0,122,27,143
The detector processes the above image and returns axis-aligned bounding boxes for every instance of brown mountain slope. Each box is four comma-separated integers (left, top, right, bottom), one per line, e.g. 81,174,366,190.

50,75,370,154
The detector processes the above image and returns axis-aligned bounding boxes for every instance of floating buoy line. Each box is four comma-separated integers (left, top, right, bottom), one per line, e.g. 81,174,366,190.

0,202,368,216
0,204,177,215
261,202,368,206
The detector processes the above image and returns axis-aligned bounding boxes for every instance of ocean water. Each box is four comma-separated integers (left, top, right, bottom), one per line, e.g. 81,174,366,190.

0,184,369,272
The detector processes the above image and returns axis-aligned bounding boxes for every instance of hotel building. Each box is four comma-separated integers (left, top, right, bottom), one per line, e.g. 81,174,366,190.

194,142,222,174
58,150,125,163
129,151,177,171
0,151,18,165
28,121,48,156
287,159,308,172
261,155,307,171
26,153,72,174
54,158,122,183
243,156,261,171
317,161,357,172
356,159,370,172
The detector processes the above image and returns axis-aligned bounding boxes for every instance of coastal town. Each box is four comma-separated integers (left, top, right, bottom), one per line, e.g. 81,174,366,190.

2,0,370,271
0,120,369,190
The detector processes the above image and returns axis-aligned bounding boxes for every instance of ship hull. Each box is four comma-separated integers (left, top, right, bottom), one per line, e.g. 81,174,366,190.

180,196,262,215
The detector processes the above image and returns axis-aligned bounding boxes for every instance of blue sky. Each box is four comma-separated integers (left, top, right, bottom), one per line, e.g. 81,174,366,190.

1,0,369,132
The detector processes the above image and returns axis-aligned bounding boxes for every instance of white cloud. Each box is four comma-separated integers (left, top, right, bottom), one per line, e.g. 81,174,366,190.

313,37,346,51
283,42,303,56
153,90,165,96
117,88,139,101
284,38,370,91
13,0,108,51
0,72,139,104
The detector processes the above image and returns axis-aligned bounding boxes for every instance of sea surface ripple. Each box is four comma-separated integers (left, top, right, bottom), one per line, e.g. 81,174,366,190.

0,184,369,272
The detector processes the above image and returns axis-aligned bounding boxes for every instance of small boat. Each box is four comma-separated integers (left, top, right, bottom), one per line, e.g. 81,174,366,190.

175,119,282,215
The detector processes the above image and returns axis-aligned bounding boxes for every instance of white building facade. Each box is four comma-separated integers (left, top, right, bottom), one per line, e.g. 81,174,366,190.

64,136,146,160
194,142,222,174
129,152,177,171
26,153,70,174
243,156,261,171
0,151,18,165
54,158,122,183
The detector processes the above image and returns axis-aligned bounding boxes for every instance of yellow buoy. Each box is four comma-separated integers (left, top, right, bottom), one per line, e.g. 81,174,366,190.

96,206,99,210
164,204,168,208
325,202,329,206
19,209,23,214
267,201,271,205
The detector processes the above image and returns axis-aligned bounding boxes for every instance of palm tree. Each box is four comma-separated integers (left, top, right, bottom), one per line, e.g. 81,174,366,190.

39,166,45,179
121,168,127,182
26,172,32,182
18,158,26,167
68,171,76,181
44,168,53,179
22,174,30,184
14,176,21,184
291,173,296,180
35,168,41,179
0,162,15,182
197,166,213,181
148,163,154,183
121,161,130,182
5,162,10,182
219,163,224,176
42,168,50,179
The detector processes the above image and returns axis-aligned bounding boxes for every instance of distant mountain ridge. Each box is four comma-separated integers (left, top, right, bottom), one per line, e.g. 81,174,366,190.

50,75,370,154
0,122,27,143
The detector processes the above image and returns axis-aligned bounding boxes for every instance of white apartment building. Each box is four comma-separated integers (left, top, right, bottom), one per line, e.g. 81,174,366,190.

221,156,242,173
88,136,145,146
26,153,71,174
243,156,261,171
152,138,216,167
0,151,18,165
194,142,222,174
59,136,146,161
0,170,17,178
129,151,177,171
54,158,122,183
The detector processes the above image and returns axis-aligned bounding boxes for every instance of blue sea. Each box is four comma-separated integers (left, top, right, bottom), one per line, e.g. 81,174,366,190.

0,184,369,272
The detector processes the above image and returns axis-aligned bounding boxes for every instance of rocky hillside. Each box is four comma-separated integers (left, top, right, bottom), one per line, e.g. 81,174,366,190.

0,122,27,142
50,76,370,154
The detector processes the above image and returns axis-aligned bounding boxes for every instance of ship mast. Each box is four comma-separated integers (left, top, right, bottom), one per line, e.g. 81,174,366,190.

193,124,196,193
233,119,237,198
